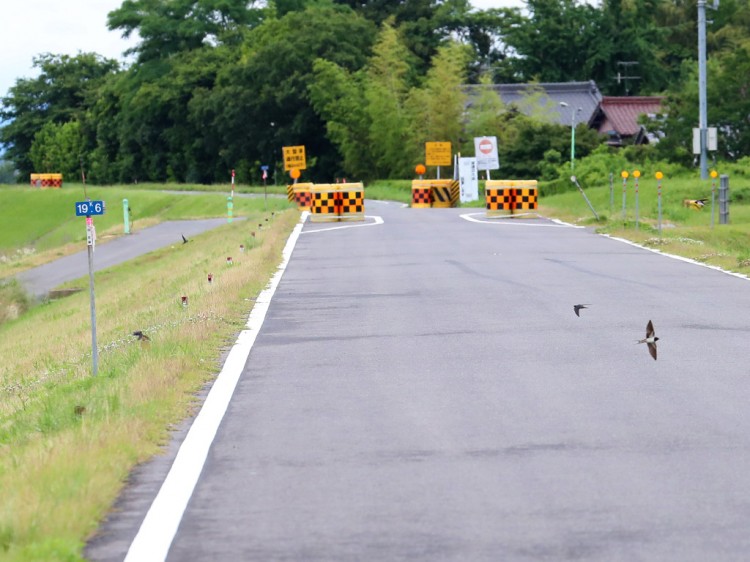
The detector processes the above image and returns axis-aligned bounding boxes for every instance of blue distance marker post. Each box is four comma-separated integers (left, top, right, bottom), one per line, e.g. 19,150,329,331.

75,199,105,375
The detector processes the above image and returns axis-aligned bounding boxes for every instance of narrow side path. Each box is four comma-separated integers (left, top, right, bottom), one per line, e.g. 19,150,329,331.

15,218,233,299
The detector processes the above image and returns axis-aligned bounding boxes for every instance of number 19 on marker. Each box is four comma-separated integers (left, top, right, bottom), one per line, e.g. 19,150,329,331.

75,200,105,216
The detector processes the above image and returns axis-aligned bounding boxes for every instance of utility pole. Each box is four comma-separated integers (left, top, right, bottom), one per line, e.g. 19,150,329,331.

698,0,709,179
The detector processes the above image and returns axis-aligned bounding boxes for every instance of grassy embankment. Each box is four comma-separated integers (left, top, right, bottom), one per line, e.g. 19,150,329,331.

0,183,296,561
366,174,750,276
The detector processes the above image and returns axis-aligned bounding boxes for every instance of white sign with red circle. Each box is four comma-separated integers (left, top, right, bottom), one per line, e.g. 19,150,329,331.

473,136,499,171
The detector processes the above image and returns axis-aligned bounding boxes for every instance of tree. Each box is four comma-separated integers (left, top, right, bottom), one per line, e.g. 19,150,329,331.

0,160,17,184
0,53,118,178
496,111,602,179
198,5,377,181
309,60,375,180
501,0,606,83
364,19,419,178
656,41,750,166
29,121,83,178
332,0,472,72
107,0,266,62
407,41,471,153
462,73,506,154
593,0,669,95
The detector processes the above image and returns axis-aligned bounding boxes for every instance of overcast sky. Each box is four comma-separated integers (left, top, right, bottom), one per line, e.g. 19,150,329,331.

0,0,522,100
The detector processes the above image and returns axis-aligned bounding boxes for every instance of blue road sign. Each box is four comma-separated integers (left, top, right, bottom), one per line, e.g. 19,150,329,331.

75,200,105,216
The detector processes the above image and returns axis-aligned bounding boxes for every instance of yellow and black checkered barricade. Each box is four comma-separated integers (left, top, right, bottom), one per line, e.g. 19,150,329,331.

30,173,42,187
485,180,515,216
512,180,537,213
292,182,313,211
485,180,537,217
339,182,365,221
411,179,432,208
36,173,63,188
310,184,340,222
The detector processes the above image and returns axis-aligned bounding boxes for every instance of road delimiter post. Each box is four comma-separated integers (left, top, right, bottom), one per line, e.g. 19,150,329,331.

719,174,729,225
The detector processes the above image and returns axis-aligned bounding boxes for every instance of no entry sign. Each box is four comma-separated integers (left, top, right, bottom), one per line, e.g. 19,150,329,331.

474,136,499,171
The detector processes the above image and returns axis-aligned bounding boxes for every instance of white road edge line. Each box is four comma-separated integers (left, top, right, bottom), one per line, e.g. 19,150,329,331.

603,233,750,282
301,215,384,233
124,211,310,562
459,212,584,228
548,215,750,282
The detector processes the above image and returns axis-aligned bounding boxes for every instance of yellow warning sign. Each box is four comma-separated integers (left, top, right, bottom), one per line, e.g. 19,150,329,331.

283,145,307,171
425,142,452,166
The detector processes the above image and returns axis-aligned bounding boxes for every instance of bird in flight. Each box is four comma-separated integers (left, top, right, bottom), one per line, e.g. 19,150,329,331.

132,330,151,342
637,320,659,360
182,234,189,244
573,304,590,317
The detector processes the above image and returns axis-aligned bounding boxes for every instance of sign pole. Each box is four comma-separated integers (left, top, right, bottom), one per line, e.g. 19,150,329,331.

474,136,498,183
87,217,98,376
75,198,105,376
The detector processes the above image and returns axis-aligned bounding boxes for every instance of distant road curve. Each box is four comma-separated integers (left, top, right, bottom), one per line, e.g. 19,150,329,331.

15,218,234,300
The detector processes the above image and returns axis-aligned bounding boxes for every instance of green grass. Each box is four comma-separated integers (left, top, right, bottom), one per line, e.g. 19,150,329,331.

104,181,289,195
0,280,31,323
0,184,294,278
537,172,750,275
365,179,412,203
0,197,299,561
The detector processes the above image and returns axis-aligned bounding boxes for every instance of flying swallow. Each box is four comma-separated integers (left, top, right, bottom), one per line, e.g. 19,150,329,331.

132,330,151,342
573,304,590,317
182,234,189,244
636,320,659,360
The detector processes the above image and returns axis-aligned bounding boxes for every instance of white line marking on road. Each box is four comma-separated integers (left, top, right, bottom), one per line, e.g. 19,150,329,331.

124,212,308,562
460,212,583,228
301,215,384,233
367,199,408,208
603,233,750,282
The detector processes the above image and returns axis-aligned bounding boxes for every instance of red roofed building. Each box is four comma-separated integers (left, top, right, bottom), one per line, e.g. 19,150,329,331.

591,96,665,146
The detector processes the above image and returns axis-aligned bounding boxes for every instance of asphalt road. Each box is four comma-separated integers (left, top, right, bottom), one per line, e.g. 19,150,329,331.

89,201,750,561
15,218,230,299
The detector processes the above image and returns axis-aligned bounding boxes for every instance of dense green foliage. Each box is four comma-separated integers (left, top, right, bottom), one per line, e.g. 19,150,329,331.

2,0,750,185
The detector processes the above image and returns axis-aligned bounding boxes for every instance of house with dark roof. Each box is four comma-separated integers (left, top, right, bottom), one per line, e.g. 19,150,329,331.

465,81,603,128
590,96,665,146
465,81,665,147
